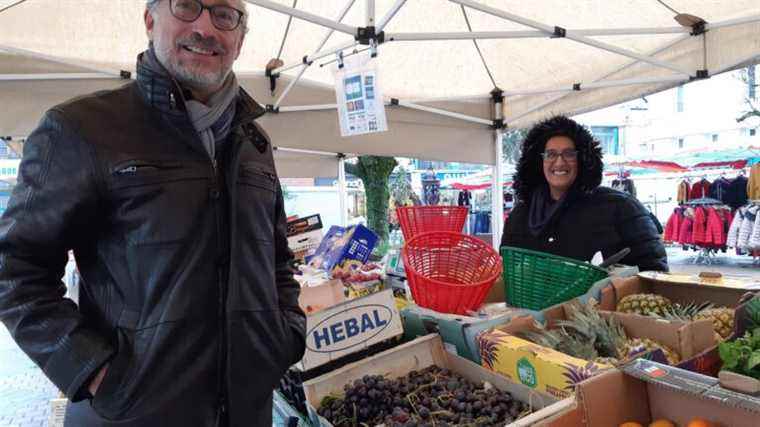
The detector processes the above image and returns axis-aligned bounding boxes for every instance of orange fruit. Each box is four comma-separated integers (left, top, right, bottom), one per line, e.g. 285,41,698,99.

650,420,676,427
687,419,714,427
619,423,644,427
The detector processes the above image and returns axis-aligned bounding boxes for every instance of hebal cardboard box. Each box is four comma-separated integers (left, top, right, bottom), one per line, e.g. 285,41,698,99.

287,214,323,261
306,224,378,274
297,288,403,371
303,334,576,427
542,359,760,427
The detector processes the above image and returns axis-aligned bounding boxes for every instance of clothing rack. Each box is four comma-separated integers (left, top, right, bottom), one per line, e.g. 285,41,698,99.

683,197,724,206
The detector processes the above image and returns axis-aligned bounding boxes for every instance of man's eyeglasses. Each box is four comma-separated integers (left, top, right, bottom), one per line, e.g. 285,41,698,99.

541,149,579,162
170,0,245,31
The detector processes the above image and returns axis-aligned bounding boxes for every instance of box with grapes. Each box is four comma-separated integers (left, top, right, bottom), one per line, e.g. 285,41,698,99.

302,334,574,426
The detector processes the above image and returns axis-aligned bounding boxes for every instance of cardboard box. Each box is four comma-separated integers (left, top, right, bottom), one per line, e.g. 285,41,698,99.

598,272,752,376
306,224,378,274
297,288,403,371
302,334,576,427
298,279,346,315
600,272,752,313
479,303,716,399
287,214,324,261
543,359,760,427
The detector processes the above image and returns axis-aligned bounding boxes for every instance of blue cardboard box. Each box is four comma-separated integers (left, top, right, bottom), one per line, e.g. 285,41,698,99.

306,224,378,274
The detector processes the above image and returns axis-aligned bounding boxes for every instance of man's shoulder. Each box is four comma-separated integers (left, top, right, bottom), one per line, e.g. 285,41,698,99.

51,82,137,129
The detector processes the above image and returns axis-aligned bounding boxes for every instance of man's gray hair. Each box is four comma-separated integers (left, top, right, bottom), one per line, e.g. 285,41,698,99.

146,0,249,33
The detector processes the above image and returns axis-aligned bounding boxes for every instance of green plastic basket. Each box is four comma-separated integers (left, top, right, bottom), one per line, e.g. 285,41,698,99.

501,246,609,311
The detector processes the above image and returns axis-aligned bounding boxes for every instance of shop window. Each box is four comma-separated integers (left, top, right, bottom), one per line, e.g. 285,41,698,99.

678,138,684,149
751,129,757,136
712,134,719,143
589,126,620,155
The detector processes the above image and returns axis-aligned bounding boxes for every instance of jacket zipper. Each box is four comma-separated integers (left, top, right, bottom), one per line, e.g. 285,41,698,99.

210,156,228,424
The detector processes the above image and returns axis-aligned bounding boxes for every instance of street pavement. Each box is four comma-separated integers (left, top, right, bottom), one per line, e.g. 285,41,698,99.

0,327,59,427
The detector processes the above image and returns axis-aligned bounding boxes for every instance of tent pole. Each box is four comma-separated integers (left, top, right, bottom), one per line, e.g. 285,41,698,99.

707,14,760,30
338,155,349,227
491,89,504,250
450,0,695,76
405,94,491,103
508,33,692,123
243,0,357,36
387,26,687,41
0,73,121,81
396,101,493,126
0,45,124,77
366,0,375,26
376,0,407,32
500,75,688,97
272,40,358,75
279,104,338,112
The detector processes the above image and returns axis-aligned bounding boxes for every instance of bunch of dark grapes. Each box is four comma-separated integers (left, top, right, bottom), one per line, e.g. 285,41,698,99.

316,365,529,426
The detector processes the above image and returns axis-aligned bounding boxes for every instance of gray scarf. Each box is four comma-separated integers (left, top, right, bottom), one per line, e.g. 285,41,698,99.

185,73,239,160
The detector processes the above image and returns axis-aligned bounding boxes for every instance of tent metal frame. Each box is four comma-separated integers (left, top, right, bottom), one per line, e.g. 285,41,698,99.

3,0,760,245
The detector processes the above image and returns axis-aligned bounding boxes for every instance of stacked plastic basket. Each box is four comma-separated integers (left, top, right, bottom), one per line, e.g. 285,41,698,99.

397,206,502,315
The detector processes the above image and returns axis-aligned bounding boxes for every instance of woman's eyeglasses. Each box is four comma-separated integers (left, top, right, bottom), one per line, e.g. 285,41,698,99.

541,149,579,162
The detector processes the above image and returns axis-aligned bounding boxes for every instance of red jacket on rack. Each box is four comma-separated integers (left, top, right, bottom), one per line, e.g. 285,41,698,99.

692,207,708,245
663,209,682,242
678,215,694,245
705,207,726,247
689,180,711,200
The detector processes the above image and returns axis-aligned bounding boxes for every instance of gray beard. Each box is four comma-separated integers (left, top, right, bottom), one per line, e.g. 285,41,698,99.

153,40,229,90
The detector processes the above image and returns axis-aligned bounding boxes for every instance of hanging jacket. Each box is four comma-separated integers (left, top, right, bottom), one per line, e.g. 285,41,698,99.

689,179,711,200
692,207,708,246
663,208,682,242
708,178,731,204
705,207,726,247
677,181,691,204
738,206,758,250
726,208,744,248
725,175,749,209
751,207,760,250
750,165,760,200
678,215,694,245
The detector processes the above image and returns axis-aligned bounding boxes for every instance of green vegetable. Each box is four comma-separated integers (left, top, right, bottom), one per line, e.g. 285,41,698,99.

719,327,760,378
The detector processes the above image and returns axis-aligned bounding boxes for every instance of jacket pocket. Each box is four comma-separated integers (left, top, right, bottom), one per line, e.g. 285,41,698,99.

90,309,141,420
108,160,209,245
237,162,276,242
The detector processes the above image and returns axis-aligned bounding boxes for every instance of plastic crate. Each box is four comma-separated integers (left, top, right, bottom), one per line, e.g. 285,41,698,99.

403,231,502,315
501,246,609,311
396,206,468,241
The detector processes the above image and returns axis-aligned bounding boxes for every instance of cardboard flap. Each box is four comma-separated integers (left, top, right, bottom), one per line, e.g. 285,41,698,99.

606,312,717,360
576,370,650,427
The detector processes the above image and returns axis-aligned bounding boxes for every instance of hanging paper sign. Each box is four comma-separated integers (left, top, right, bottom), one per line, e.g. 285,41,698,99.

334,54,388,137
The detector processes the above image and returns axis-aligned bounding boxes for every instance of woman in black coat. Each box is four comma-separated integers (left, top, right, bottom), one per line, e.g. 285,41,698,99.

501,115,668,272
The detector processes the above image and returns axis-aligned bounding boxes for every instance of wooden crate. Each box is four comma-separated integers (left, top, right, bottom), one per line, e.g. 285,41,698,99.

303,334,575,427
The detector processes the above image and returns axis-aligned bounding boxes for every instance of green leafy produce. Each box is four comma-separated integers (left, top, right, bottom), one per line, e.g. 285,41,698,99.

719,297,760,379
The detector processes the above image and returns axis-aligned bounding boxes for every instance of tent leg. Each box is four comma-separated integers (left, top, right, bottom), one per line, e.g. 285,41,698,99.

491,90,504,250
338,155,348,227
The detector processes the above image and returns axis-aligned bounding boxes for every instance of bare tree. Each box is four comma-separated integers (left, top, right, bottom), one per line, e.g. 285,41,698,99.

736,65,759,127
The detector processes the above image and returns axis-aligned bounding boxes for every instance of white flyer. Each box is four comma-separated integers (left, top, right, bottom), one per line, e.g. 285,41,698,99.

334,54,388,137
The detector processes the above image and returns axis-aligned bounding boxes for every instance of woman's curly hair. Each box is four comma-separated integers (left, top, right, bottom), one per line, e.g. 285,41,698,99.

512,115,603,203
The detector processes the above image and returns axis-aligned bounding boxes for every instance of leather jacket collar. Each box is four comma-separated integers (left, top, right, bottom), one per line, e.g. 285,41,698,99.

134,50,266,124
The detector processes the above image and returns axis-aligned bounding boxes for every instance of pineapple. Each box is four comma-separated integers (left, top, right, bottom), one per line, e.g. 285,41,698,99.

617,294,672,316
658,301,713,322
694,307,735,340
620,337,681,365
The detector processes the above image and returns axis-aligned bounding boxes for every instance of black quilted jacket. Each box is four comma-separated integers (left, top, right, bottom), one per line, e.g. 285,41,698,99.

0,53,305,427
502,187,668,272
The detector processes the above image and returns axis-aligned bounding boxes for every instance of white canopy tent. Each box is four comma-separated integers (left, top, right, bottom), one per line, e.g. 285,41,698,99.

1,0,759,245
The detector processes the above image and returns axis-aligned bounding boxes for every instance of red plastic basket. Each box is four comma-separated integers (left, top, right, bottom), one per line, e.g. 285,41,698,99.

402,231,502,315
396,206,468,241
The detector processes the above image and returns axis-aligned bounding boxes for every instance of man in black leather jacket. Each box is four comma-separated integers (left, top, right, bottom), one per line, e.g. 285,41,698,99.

0,1,306,426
